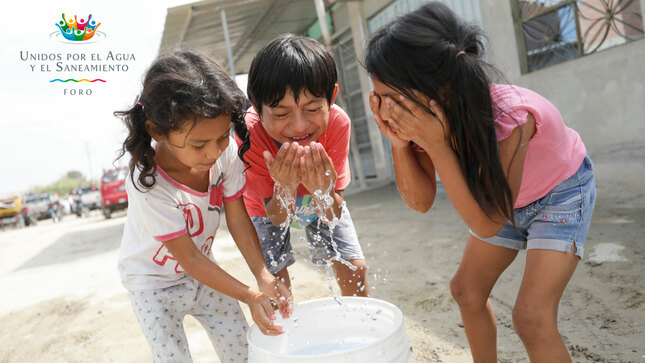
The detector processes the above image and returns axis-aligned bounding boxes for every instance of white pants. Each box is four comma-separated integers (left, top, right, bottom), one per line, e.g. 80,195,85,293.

129,276,249,362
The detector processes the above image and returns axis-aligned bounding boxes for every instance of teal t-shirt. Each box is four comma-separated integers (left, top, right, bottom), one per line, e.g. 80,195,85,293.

291,193,318,229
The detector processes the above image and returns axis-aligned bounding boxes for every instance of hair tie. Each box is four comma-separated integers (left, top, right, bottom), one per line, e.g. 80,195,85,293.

456,51,466,59
135,97,145,112
135,98,145,115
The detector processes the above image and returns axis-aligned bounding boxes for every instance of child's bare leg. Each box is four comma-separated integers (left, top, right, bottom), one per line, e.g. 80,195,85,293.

514,247,578,363
450,235,518,363
332,259,369,296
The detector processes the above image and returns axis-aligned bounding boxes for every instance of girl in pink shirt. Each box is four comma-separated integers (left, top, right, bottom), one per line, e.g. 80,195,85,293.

365,2,595,362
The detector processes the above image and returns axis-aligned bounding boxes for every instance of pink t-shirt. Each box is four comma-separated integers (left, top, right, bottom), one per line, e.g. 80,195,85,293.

236,104,352,220
490,84,586,207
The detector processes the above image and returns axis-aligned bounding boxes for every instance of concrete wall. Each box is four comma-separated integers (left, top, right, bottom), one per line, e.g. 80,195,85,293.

481,0,645,155
329,0,392,35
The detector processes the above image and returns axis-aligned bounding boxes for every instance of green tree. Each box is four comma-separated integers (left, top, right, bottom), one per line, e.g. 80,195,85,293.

31,171,89,196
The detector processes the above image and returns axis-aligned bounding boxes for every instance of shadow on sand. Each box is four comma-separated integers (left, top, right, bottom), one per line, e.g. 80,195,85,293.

14,219,124,271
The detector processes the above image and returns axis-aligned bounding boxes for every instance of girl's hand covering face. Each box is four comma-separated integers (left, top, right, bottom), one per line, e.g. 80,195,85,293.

369,91,409,148
385,94,450,151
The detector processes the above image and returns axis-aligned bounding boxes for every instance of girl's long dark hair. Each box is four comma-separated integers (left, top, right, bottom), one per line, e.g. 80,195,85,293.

114,49,250,191
365,1,516,225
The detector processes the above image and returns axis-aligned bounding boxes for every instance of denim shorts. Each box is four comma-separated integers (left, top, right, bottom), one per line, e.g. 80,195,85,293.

472,155,596,258
251,205,365,274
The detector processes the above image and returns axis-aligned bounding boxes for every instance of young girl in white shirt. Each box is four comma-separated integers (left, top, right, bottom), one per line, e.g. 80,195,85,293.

115,49,292,362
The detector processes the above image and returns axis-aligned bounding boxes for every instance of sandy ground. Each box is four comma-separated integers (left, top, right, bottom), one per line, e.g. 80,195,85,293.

1,152,643,362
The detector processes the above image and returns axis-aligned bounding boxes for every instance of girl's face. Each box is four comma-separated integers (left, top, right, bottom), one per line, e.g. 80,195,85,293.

161,113,232,172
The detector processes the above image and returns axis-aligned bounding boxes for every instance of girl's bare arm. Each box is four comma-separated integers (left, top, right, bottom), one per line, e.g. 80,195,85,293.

391,145,437,213
163,233,284,335
224,197,293,318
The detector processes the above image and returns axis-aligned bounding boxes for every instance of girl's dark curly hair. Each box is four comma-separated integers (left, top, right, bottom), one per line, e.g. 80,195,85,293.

114,49,250,191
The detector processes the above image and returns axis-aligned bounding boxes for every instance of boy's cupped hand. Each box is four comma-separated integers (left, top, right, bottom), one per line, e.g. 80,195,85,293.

264,141,303,191
299,142,337,194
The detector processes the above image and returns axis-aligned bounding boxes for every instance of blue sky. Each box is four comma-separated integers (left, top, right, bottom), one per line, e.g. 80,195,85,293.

0,0,210,195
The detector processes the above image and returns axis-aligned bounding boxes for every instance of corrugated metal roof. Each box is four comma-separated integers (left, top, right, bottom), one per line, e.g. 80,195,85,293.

159,0,334,74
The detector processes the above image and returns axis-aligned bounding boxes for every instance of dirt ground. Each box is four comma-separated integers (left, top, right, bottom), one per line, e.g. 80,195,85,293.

1,151,643,362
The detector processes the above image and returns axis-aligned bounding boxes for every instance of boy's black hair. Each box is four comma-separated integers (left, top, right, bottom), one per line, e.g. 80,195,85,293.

247,33,337,114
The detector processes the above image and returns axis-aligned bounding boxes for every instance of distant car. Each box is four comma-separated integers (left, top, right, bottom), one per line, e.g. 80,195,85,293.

22,193,63,222
100,168,128,219
0,194,24,228
76,184,102,212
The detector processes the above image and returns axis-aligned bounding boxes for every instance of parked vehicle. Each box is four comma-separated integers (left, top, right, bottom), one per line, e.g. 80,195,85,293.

22,193,63,222
70,190,89,218
0,194,24,229
100,168,129,219
76,185,102,212
21,206,38,226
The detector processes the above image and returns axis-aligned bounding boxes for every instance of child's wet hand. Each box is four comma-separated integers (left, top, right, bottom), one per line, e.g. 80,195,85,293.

265,142,303,191
247,291,285,336
369,91,381,114
372,96,409,148
257,274,293,319
274,279,293,319
263,150,275,167
388,95,448,150
299,143,337,193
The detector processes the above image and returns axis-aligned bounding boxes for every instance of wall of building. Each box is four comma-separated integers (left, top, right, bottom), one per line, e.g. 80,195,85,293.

481,0,645,156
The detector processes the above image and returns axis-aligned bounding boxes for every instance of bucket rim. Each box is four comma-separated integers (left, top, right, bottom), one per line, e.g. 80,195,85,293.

247,296,405,359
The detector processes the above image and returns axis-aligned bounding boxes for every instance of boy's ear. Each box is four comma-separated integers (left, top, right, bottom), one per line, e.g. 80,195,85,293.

144,120,166,143
331,83,338,105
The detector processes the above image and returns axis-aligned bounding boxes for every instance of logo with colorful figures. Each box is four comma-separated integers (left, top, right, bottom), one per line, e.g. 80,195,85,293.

50,13,105,43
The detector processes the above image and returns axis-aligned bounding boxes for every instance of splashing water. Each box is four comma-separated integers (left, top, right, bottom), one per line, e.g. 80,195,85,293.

312,180,357,272
273,174,360,304
273,182,301,234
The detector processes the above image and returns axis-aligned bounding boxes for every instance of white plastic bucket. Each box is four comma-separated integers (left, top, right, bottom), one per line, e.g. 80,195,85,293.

247,297,410,362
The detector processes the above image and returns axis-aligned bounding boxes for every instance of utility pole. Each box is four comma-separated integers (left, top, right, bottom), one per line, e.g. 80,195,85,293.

313,0,367,189
221,8,236,77
85,142,93,182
